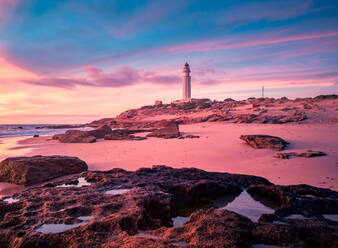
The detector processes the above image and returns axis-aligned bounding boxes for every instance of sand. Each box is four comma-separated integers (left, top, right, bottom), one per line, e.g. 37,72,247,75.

3,122,336,191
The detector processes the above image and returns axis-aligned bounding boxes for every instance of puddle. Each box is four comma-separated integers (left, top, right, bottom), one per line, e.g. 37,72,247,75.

173,241,189,246
35,216,94,234
273,220,288,225
35,223,85,234
56,177,91,188
252,245,288,248
0,182,26,199
323,214,338,222
134,232,160,239
285,214,309,220
105,189,131,195
3,197,19,204
215,190,275,222
172,216,189,227
304,194,320,199
78,216,94,221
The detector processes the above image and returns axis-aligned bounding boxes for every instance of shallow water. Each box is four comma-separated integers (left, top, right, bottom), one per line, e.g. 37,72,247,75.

35,223,85,234
105,189,131,195
323,214,338,222
173,241,189,246
134,232,160,239
215,190,275,222
273,220,287,225
35,215,94,234
172,216,189,227
0,182,26,199
56,177,91,188
78,216,94,221
285,214,308,220
0,137,33,161
252,245,287,248
3,197,20,204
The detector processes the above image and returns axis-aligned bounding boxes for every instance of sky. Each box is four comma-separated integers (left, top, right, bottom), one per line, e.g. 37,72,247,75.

0,0,337,124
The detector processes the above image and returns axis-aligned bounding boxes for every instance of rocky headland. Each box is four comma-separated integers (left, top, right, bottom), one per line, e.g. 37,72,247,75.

87,95,338,129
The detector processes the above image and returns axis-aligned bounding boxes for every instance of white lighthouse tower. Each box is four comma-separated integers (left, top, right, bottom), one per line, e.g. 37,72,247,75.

183,62,191,100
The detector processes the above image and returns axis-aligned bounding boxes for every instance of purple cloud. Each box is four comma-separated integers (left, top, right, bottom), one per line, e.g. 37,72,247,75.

19,65,182,89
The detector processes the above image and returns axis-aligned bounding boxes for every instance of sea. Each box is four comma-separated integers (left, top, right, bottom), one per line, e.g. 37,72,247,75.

0,124,93,139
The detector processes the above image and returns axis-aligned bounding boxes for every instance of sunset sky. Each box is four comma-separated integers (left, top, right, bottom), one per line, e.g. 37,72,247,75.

0,0,337,124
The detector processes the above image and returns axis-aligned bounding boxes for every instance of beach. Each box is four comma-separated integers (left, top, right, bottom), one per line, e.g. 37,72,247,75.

4,122,336,191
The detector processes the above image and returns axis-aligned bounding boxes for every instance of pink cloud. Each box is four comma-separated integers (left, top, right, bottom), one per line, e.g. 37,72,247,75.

0,0,19,25
17,65,182,89
159,30,338,54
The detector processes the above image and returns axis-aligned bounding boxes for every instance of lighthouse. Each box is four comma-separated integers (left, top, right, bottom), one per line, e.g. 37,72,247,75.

183,62,191,100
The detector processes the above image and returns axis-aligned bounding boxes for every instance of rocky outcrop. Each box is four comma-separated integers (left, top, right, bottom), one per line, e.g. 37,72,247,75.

274,150,327,159
147,122,180,139
88,125,113,139
104,129,146,140
84,94,338,129
240,135,289,150
53,130,96,143
0,155,88,185
52,125,115,143
0,165,337,248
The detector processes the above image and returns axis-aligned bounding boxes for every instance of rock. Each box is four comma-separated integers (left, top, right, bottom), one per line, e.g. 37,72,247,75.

104,129,146,140
88,125,113,139
297,150,327,158
240,135,289,150
53,130,96,143
0,155,88,185
154,100,163,106
33,135,39,138
273,152,297,159
0,165,337,248
147,122,180,139
274,150,327,159
178,135,200,139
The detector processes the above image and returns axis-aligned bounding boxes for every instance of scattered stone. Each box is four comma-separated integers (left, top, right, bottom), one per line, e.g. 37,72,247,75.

274,150,327,159
0,155,88,185
178,134,200,139
240,135,289,150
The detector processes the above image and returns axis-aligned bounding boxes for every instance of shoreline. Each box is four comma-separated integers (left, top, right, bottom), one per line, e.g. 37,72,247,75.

2,122,336,191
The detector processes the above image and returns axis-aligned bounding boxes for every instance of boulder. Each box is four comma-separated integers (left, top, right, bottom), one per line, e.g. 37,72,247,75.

53,130,96,143
0,155,88,185
88,125,113,139
147,122,180,138
240,135,288,150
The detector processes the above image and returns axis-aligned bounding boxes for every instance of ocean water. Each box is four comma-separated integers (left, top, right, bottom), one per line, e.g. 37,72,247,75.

0,124,92,139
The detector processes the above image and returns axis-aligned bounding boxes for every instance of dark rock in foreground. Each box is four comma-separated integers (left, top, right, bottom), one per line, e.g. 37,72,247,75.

240,135,289,151
0,165,337,248
147,122,180,138
0,155,88,185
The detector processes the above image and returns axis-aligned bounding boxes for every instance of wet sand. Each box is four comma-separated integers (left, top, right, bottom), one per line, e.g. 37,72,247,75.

3,122,336,191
